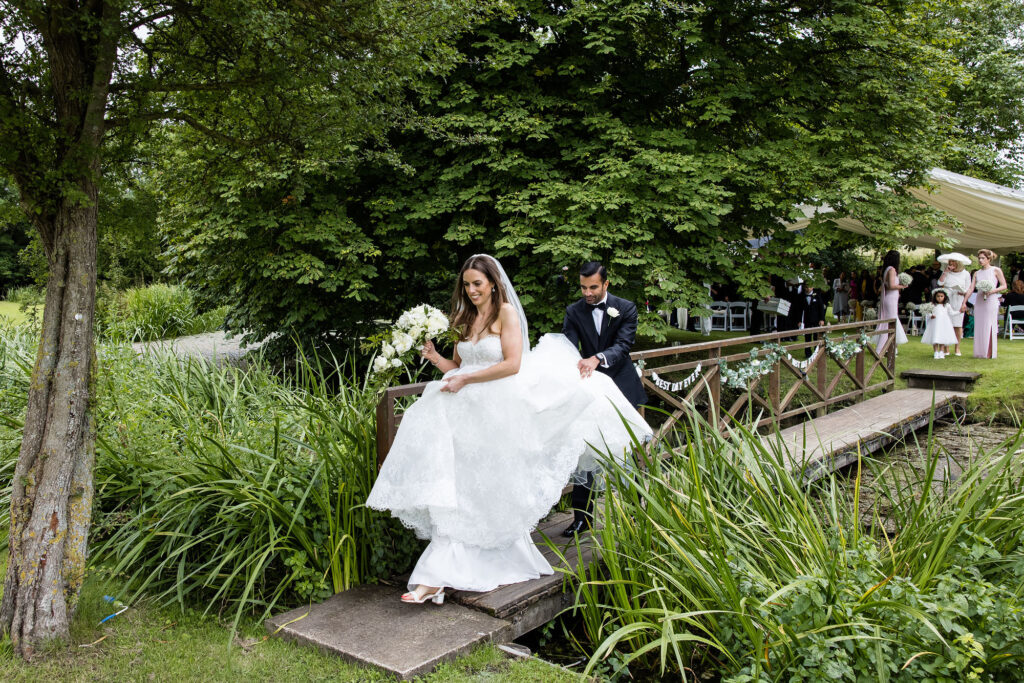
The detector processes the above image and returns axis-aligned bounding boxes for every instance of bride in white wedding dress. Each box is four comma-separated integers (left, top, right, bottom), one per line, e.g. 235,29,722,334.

366,254,651,604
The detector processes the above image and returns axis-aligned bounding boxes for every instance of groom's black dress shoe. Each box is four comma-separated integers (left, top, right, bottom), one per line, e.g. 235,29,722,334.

562,519,591,537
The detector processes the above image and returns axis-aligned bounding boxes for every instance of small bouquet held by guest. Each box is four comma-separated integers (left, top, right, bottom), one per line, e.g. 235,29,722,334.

898,272,913,286
370,304,453,385
975,278,995,299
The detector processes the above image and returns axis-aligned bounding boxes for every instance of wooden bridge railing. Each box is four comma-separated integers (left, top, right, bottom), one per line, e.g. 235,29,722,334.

375,318,897,465
630,318,896,444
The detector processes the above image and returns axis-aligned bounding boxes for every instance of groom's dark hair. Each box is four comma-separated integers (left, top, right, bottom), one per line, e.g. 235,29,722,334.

580,261,607,282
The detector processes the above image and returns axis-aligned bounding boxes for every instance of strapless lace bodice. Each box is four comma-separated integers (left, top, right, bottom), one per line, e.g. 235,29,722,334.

457,336,504,367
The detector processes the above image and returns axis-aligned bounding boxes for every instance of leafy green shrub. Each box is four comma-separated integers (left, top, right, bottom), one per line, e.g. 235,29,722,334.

2,285,44,307
97,283,226,342
565,411,1024,681
0,324,420,630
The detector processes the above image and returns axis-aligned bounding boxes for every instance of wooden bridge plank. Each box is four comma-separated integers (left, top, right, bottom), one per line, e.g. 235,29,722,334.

767,388,967,483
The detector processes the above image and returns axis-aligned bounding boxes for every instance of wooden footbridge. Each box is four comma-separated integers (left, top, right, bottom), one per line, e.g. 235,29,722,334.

268,319,969,678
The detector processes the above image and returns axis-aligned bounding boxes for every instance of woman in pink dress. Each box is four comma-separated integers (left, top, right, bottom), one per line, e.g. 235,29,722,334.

874,250,908,349
964,249,1007,358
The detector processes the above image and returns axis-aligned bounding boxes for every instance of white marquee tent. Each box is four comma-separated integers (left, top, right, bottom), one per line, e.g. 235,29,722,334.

789,168,1024,252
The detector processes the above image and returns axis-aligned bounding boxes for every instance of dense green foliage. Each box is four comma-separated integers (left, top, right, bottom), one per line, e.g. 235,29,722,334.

0,180,32,291
159,0,1024,348
96,283,226,342
0,321,420,631
566,412,1024,680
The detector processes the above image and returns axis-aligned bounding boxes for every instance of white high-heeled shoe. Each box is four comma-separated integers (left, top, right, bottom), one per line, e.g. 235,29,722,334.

401,587,445,605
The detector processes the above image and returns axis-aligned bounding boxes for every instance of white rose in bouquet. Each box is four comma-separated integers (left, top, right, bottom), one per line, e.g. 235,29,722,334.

392,331,414,355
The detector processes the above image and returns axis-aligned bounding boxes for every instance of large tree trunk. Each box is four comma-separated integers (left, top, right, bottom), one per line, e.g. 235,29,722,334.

0,191,99,657
0,2,114,655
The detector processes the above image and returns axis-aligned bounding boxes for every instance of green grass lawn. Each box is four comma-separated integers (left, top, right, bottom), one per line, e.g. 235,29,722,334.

893,331,1024,423
0,303,32,324
0,553,577,682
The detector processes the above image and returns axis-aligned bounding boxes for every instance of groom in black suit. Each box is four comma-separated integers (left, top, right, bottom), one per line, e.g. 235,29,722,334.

561,261,647,536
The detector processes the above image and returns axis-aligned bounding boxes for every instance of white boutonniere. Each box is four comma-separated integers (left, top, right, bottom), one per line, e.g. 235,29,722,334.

607,307,620,318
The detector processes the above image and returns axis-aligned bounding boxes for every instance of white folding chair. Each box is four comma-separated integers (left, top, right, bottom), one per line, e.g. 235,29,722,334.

728,302,748,331
907,310,923,335
1004,305,1024,340
709,302,728,331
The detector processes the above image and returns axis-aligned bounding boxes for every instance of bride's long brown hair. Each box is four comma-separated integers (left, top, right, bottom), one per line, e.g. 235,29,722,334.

450,255,508,341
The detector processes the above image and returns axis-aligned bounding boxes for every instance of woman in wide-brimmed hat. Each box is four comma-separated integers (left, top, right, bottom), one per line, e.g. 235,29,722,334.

937,252,972,355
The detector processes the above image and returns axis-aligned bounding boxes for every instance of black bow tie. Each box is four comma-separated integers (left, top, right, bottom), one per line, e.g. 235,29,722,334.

588,302,607,311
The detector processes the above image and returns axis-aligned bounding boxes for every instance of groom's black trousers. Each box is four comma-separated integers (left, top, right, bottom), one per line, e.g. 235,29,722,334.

571,471,596,524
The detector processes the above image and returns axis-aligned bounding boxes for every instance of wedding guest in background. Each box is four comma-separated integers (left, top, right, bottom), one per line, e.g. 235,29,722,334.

1003,278,1024,307
937,252,972,356
875,250,908,350
906,265,929,304
927,260,944,291
848,274,861,320
831,271,850,321
963,248,1007,359
921,289,957,359
793,283,827,357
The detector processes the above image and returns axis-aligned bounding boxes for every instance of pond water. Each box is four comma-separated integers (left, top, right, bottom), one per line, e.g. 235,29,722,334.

837,418,1021,536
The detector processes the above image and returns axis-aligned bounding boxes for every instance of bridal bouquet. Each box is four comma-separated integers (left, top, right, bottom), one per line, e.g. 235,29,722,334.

898,272,913,286
975,279,995,298
371,304,451,378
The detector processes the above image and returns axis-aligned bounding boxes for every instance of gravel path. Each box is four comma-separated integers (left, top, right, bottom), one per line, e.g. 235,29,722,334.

132,331,266,365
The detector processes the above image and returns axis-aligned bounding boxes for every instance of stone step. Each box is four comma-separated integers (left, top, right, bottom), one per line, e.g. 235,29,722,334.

266,584,513,680
900,368,981,392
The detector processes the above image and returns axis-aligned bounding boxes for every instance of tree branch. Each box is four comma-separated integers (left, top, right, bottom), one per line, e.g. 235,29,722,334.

128,8,176,31
108,78,261,93
104,109,277,147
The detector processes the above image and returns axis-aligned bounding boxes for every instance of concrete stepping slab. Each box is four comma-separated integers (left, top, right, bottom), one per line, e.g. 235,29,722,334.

266,584,513,680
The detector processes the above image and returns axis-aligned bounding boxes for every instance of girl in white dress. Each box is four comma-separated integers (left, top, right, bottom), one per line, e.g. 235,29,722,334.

921,289,957,359
366,255,651,604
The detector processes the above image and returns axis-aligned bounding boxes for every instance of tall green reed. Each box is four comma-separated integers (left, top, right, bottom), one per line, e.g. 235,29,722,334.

88,345,419,632
0,321,419,632
560,408,1024,681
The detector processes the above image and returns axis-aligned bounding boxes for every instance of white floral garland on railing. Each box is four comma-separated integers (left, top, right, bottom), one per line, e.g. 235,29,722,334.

823,331,872,362
649,363,703,392
718,331,872,390
634,331,874,393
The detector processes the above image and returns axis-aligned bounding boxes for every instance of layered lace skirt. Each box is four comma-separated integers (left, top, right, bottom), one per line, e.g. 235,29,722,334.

366,334,651,591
